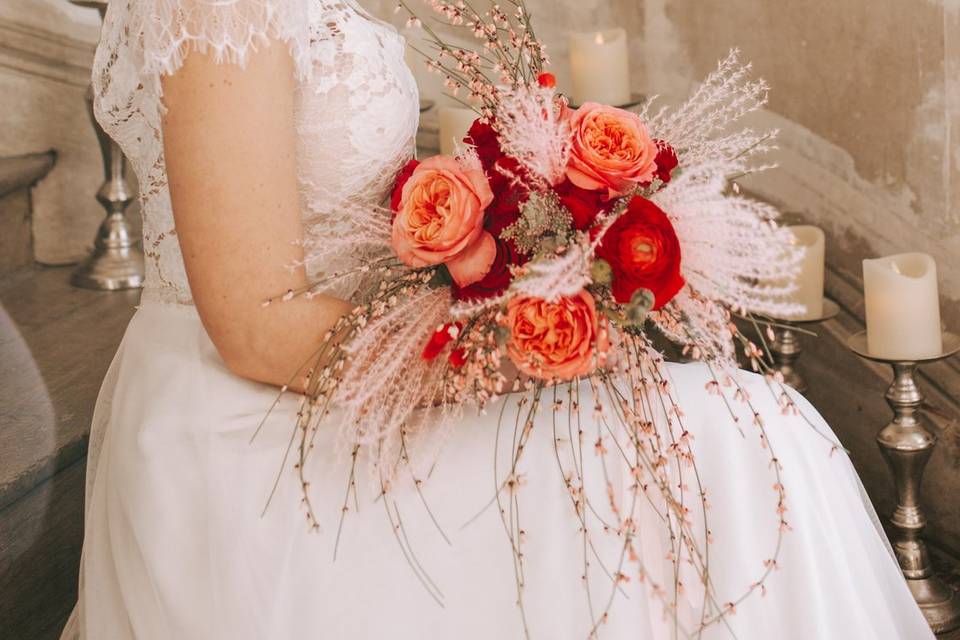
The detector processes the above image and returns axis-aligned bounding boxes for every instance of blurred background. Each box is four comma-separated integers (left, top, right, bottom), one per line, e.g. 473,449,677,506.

0,0,958,637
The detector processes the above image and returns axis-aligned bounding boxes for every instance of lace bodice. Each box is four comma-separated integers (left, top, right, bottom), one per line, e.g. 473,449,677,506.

92,0,420,305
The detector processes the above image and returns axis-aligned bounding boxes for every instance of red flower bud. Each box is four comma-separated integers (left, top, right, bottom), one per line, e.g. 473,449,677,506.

421,322,462,360
448,348,468,368
537,72,557,88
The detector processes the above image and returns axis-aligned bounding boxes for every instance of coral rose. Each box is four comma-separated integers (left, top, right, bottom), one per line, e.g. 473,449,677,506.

504,290,609,381
565,103,659,199
391,155,496,287
595,196,685,309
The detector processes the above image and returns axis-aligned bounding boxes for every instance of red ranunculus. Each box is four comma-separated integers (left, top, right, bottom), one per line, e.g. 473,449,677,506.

653,140,678,185
555,179,609,231
595,196,685,309
453,238,522,301
391,158,420,213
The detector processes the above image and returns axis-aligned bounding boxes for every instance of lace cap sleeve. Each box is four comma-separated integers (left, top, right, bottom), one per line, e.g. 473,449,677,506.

140,0,313,78
100,0,315,86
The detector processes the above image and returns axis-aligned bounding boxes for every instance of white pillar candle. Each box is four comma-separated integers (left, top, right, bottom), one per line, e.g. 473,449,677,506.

783,225,825,320
863,253,942,360
569,28,631,107
438,107,477,157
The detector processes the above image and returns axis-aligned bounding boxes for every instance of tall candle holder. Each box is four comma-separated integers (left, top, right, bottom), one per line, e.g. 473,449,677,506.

70,0,144,290
847,330,960,633
768,298,839,394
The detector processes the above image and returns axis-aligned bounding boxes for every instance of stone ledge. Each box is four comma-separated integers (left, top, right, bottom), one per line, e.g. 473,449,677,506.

0,17,96,88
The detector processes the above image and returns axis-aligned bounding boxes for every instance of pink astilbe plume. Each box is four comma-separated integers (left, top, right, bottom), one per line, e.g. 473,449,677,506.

652,161,803,320
645,49,773,167
493,85,572,188
334,288,457,462
297,195,397,300
509,237,592,302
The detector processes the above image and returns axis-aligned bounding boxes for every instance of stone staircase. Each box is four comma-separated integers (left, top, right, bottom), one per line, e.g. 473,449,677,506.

0,153,138,639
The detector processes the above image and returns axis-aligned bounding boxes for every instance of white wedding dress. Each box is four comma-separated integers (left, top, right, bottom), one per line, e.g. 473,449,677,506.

63,1,935,638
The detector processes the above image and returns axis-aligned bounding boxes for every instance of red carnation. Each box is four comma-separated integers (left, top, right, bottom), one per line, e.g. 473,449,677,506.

464,120,531,235
556,179,609,231
595,196,685,309
390,158,420,212
453,238,522,301
653,140,678,185
485,157,530,235
466,120,501,171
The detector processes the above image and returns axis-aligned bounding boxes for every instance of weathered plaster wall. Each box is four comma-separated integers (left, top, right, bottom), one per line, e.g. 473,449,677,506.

641,0,960,324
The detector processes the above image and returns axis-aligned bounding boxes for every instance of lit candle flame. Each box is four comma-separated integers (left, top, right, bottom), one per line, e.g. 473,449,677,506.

594,32,606,45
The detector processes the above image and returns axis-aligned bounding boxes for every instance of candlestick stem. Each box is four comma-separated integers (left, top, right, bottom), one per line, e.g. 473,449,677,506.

71,1,144,291
768,299,839,394
770,326,805,393
877,361,960,633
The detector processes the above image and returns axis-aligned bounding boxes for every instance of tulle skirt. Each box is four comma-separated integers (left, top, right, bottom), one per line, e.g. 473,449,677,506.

62,300,934,639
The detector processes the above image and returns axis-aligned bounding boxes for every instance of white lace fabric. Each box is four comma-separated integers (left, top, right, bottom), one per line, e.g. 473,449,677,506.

92,0,420,305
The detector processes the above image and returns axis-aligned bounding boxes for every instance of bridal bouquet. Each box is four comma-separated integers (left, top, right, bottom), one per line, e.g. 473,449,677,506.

268,0,819,634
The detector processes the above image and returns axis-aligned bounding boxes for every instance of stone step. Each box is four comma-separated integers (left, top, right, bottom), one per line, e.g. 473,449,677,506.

0,265,137,638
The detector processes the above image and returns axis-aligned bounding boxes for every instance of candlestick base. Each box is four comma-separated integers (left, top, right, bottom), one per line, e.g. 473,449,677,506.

848,330,960,633
769,298,840,394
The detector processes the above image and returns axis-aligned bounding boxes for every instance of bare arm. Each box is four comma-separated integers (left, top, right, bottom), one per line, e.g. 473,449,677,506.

161,41,352,390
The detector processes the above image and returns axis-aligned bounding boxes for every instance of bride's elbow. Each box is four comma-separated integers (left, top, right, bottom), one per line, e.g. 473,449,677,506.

208,323,283,386
219,347,268,384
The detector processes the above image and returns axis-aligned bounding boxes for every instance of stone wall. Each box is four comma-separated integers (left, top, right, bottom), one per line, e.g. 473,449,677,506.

0,0,104,266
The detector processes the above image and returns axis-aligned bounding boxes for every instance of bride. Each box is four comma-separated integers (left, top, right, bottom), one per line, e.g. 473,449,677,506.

63,1,934,638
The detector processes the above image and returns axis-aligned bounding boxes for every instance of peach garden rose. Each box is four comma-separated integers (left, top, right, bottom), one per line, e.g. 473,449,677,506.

391,155,496,287
504,290,610,381
565,102,659,199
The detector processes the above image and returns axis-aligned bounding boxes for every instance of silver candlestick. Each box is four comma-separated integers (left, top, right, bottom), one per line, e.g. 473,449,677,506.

769,298,840,394
71,0,144,290
848,330,960,633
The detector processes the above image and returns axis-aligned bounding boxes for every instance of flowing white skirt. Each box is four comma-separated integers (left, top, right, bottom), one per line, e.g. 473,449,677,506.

62,301,934,639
